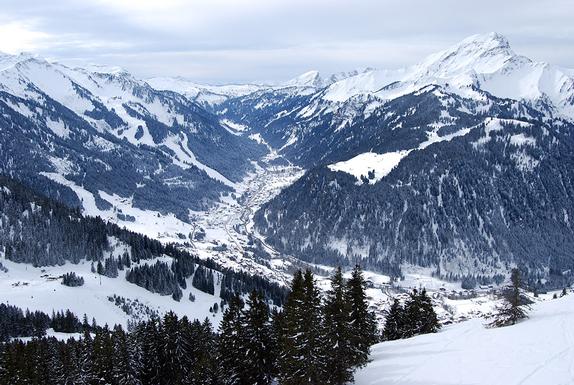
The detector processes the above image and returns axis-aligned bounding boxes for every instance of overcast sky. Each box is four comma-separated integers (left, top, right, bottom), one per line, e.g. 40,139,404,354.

0,0,572,84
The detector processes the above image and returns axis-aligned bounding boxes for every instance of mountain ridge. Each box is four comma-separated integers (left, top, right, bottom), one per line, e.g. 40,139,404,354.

1,32,574,288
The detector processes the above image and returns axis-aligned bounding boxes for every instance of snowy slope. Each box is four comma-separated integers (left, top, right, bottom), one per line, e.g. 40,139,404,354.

0,255,225,326
321,32,574,121
0,256,224,328
0,49,270,233
356,294,574,385
147,76,269,106
148,69,369,106
327,151,410,184
0,51,261,176
327,120,473,183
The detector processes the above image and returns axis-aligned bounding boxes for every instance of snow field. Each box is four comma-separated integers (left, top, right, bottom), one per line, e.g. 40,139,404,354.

356,294,574,385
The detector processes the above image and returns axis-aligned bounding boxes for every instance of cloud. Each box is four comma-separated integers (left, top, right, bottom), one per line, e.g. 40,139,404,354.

0,0,572,82
0,22,52,54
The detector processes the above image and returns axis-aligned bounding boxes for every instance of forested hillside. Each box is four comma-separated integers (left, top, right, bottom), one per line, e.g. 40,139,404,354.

0,176,287,305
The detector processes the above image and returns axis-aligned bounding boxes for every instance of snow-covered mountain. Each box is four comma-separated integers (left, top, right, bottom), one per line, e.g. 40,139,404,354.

2,32,574,320
240,33,574,287
323,32,574,120
147,68,369,108
0,51,266,228
215,33,574,165
147,76,269,107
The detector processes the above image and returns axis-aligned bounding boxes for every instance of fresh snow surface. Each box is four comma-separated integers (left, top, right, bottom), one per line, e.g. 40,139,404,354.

0,256,224,328
328,151,411,183
320,32,574,121
16,329,83,342
328,123,474,184
356,294,574,385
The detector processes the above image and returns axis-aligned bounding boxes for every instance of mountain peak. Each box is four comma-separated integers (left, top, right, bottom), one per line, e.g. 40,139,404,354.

284,70,323,88
0,51,45,72
412,32,518,79
460,32,511,50
77,62,127,75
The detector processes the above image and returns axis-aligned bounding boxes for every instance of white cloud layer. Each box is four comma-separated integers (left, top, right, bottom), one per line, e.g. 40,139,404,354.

0,0,572,83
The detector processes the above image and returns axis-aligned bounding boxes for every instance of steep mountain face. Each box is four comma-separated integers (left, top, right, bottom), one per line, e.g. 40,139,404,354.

218,33,574,168
248,33,574,286
0,53,265,221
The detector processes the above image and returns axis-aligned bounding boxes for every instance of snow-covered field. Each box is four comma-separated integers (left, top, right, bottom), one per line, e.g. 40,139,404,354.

0,256,224,328
356,294,574,385
0,150,306,328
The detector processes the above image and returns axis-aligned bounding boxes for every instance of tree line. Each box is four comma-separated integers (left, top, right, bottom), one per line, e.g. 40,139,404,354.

382,288,441,340
0,266,378,385
0,304,92,343
0,175,288,306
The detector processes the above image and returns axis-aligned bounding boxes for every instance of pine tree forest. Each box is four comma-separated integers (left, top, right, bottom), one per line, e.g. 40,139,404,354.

0,267,386,385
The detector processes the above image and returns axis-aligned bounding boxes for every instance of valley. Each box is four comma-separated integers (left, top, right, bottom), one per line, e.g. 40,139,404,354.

1,30,574,351
184,148,306,284
1,1,573,384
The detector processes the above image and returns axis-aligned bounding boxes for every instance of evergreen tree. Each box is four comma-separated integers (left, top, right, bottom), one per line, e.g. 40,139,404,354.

269,308,283,379
301,270,327,384
402,289,422,338
323,267,354,385
97,261,104,276
490,269,530,327
62,272,85,287
74,329,96,385
276,271,305,385
346,265,378,367
112,325,141,385
383,298,404,341
277,270,326,385
136,319,162,385
218,295,244,385
385,289,439,340
47,340,66,385
417,288,440,334
190,318,219,385
242,290,273,385
160,311,186,385
92,325,114,384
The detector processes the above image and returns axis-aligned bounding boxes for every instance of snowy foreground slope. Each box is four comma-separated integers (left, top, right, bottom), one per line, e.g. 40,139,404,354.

356,295,574,385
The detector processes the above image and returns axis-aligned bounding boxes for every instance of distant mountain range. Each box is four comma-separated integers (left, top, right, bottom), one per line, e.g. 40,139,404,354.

0,52,267,223
1,32,574,289
216,33,574,287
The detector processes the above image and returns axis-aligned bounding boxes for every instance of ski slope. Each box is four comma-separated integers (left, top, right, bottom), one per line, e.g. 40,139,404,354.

356,294,574,385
